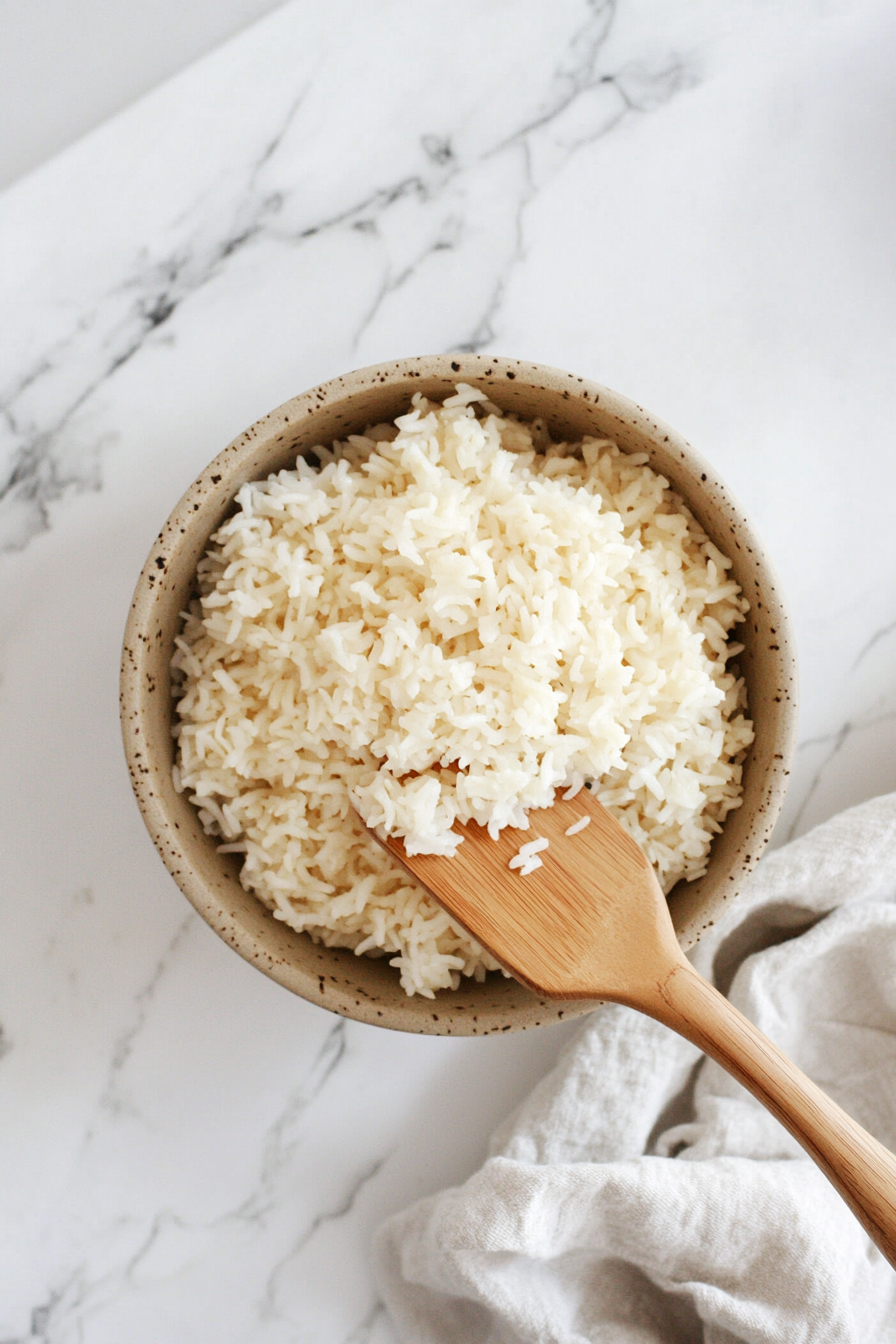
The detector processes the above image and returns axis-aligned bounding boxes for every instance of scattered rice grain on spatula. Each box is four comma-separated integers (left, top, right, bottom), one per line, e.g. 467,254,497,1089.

509,837,550,870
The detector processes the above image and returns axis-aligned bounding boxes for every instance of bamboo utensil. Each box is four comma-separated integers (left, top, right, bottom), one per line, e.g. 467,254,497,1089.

374,786,896,1267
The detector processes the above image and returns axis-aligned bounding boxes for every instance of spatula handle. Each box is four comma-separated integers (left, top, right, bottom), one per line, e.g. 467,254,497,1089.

644,959,896,1267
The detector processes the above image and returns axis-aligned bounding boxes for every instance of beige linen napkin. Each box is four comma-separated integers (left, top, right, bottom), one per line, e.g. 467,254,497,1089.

375,793,896,1343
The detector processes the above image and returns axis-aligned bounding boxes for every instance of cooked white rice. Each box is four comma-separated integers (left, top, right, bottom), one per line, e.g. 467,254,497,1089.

509,837,550,871
172,384,753,996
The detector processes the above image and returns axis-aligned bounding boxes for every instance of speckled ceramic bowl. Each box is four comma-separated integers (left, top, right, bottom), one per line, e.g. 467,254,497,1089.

120,355,797,1035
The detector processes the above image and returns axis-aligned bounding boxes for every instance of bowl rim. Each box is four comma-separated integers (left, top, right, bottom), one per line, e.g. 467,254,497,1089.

120,353,798,1035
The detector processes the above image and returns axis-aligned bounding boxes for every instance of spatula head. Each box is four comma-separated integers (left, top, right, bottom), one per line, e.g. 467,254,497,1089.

377,788,686,1002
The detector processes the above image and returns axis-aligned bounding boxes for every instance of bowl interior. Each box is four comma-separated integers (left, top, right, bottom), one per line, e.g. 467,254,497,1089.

121,354,796,1035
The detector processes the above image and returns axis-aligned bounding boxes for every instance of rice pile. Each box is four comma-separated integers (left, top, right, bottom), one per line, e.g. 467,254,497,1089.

172,385,754,996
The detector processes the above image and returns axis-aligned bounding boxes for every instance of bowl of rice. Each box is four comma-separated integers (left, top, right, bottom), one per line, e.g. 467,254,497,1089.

121,355,796,1034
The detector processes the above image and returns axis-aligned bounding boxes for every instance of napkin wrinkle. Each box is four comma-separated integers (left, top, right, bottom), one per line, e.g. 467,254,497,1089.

643,1054,706,1158
697,792,896,986
491,1008,702,1168
709,902,825,999
375,794,896,1343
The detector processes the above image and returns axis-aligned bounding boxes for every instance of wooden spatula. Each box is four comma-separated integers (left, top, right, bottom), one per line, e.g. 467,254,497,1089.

372,785,896,1267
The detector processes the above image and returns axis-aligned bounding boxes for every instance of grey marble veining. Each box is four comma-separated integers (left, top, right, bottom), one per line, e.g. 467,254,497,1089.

2,0,896,1338
0,0,692,560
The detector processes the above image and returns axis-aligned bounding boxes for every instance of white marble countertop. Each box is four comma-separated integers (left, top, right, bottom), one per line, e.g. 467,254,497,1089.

2,0,896,1338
